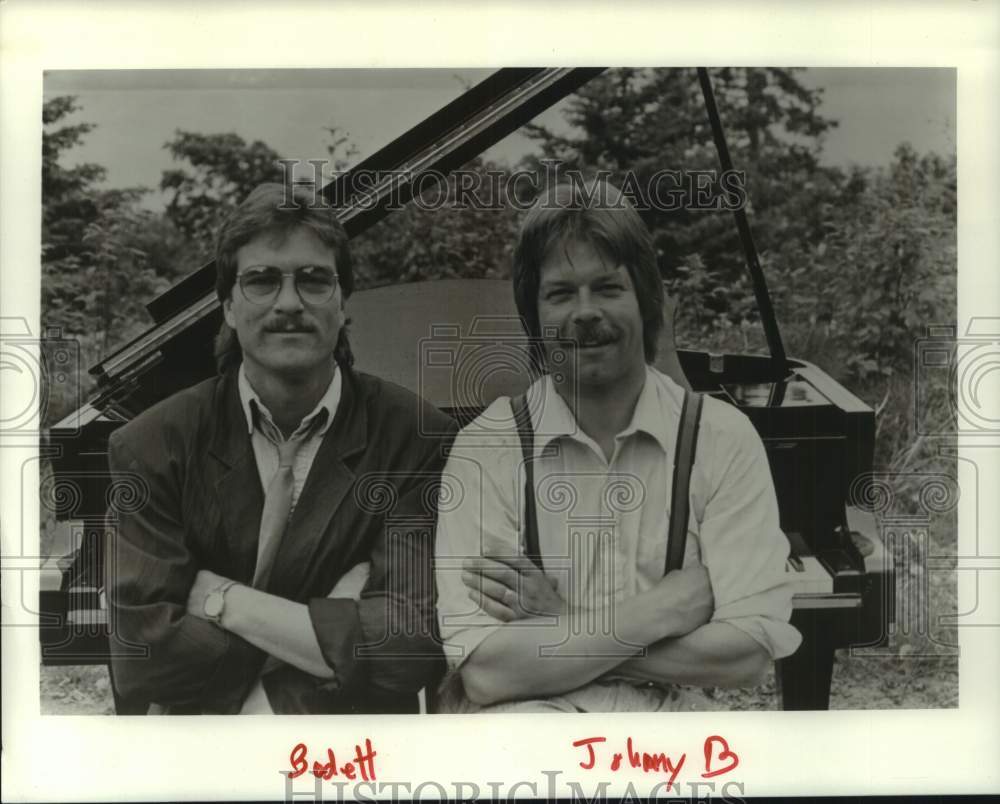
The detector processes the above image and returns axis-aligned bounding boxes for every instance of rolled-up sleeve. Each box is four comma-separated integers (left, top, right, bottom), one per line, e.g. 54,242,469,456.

696,408,802,660
434,423,523,669
307,429,454,696
106,429,263,712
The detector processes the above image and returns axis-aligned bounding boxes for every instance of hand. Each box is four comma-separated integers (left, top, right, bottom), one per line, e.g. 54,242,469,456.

185,569,229,620
656,565,715,636
461,552,566,622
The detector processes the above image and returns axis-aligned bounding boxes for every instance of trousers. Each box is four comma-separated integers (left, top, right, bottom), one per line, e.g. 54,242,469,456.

433,672,719,713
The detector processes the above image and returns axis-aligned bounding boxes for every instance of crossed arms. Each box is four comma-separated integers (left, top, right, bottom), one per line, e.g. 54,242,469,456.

455,555,770,705
107,424,445,712
434,401,802,708
183,561,371,680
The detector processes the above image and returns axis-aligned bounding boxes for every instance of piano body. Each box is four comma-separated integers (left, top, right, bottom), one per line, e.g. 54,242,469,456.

41,68,894,711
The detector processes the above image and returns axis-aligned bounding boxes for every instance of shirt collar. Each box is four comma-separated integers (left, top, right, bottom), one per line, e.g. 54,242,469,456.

534,365,679,455
237,362,341,439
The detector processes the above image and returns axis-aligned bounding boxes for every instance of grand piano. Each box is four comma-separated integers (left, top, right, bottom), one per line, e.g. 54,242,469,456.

40,67,894,711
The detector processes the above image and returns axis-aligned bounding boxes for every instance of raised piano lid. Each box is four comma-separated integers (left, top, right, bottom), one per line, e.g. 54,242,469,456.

55,67,871,466
91,68,604,380
50,400,113,433
48,67,610,488
88,68,790,392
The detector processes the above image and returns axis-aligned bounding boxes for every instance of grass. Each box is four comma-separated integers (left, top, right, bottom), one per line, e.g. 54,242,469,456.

42,650,958,715
40,665,115,715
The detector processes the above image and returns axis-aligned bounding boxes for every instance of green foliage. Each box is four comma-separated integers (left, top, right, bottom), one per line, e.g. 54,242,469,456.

350,158,520,289
43,75,957,478
77,191,167,351
161,130,286,258
808,145,955,381
523,68,838,283
528,70,956,673
526,69,956,468
42,99,123,299
41,97,186,424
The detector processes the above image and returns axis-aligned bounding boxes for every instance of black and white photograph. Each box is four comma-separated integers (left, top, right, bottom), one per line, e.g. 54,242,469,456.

2,3,998,802
33,65,956,716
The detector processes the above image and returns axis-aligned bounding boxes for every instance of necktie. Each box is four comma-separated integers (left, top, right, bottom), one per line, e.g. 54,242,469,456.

252,414,325,590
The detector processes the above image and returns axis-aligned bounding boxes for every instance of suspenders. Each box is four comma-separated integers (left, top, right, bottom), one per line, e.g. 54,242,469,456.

510,387,704,575
665,389,705,573
511,392,544,572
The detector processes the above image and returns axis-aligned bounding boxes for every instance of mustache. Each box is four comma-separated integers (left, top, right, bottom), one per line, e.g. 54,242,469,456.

566,321,618,345
263,318,315,333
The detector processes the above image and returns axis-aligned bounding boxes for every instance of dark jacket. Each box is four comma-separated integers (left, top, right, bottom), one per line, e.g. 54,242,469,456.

105,367,456,714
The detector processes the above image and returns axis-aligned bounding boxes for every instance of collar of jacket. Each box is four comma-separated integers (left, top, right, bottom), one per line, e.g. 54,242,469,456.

206,366,369,594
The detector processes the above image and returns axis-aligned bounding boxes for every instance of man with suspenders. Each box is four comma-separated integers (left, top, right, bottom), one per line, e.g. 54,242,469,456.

433,178,801,712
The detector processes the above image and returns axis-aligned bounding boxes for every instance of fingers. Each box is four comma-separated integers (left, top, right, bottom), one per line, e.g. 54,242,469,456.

461,557,521,590
461,554,562,622
461,569,515,607
482,550,545,574
467,588,516,622
463,551,551,583
197,569,223,586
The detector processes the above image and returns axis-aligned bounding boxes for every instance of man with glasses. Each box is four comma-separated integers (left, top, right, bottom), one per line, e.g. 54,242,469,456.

106,182,455,714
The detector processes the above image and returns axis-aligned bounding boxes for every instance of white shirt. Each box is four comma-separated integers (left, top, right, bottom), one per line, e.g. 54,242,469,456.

237,363,342,512
236,363,349,714
435,366,802,676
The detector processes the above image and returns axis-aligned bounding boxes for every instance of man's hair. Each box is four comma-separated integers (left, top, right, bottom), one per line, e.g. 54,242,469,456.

213,182,355,374
512,177,664,369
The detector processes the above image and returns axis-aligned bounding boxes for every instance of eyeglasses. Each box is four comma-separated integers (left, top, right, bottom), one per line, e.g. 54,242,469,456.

236,265,339,305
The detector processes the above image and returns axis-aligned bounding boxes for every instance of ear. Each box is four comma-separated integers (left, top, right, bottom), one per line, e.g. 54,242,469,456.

223,296,235,329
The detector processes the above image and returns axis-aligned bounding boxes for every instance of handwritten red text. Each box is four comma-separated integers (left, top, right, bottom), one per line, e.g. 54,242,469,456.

288,739,377,782
572,734,740,789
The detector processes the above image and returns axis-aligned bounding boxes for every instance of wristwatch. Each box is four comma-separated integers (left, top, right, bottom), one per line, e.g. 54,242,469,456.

203,579,238,625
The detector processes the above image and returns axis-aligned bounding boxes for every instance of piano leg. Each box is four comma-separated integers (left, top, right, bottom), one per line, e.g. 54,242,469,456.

776,618,835,710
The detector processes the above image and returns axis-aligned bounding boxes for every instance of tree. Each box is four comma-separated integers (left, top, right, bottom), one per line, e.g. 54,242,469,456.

77,190,166,352
155,124,522,289
42,96,107,335
526,70,836,261
41,97,176,423
523,68,957,482
160,131,286,258
43,97,168,336
523,69,955,381
42,98,106,262
521,68,844,346
797,145,957,381
350,157,521,289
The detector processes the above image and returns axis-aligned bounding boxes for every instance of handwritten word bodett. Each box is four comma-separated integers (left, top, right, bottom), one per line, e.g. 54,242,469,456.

288,740,377,781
